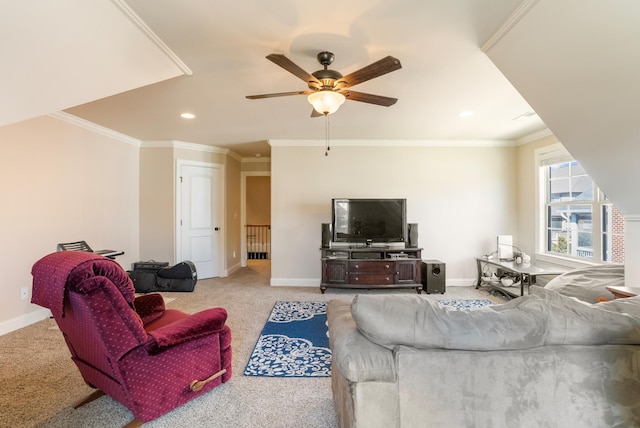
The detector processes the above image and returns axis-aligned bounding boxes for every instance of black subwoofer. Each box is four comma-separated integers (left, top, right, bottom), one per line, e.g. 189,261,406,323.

407,223,419,248
421,260,446,294
321,223,331,248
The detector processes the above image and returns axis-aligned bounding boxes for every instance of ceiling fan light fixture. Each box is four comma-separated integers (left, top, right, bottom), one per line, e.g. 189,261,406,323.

308,90,345,115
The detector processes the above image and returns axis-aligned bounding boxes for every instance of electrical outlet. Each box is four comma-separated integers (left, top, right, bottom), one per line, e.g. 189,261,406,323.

20,287,29,300
233,251,236,258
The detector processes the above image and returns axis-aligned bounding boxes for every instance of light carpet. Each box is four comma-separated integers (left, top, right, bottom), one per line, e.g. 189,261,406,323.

0,260,506,428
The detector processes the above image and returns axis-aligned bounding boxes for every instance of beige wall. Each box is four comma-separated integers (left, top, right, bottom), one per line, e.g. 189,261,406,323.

139,143,241,275
515,134,561,256
246,176,271,225
139,147,174,262
225,155,242,271
241,158,271,172
139,144,227,264
270,144,517,286
0,115,140,333
0,131,241,334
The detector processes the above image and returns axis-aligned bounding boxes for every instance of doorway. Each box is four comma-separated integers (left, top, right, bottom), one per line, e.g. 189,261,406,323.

176,160,224,279
241,172,270,267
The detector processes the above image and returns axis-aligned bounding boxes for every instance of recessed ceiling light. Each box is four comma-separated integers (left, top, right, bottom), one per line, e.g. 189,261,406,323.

180,112,195,119
458,111,474,118
512,111,537,120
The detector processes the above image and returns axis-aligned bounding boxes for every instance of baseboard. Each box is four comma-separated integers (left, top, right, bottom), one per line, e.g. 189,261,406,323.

225,261,242,276
270,278,318,287
0,307,52,336
269,278,477,287
447,278,477,287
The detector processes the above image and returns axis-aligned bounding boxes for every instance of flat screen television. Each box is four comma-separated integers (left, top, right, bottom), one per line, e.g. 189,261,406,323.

332,198,407,244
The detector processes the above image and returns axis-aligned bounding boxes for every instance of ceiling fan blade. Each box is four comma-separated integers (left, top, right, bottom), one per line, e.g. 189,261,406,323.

310,108,324,118
340,56,402,87
246,90,311,100
266,54,319,85
341,90,398,107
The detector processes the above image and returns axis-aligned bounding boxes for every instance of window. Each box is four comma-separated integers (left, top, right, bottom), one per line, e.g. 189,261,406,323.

541,154,624,263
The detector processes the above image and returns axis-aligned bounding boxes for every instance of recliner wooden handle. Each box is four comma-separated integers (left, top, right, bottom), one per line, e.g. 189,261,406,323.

190,369,227,392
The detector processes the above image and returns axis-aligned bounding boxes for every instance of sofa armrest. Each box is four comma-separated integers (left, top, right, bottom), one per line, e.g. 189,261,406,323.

134,293,165,325
327,300,396,383
145,307,228,354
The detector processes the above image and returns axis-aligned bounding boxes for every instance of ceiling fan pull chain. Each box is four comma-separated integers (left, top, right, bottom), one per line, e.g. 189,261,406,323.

325,113,331,156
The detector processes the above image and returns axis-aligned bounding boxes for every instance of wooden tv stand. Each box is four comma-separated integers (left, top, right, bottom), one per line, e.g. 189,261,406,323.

320,247,423,294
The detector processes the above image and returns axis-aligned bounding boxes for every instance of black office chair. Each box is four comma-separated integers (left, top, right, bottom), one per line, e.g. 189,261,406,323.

57,240,124,259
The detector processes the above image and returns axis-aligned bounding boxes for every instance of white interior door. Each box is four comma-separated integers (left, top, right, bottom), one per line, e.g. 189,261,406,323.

178,162,222,278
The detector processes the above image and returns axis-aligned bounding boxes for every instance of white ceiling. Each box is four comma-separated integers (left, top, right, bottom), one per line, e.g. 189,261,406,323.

0,0,549,158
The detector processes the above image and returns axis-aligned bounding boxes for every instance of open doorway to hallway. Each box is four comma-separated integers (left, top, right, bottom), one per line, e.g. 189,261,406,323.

246,259,271,279
244,175,271,266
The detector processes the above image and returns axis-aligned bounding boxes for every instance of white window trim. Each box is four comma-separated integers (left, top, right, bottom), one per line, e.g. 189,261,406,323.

534,144,603,269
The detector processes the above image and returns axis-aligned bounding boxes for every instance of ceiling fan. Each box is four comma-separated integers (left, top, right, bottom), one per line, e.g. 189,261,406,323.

246,51,402,116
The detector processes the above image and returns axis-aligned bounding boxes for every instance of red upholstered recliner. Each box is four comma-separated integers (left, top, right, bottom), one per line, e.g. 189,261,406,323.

31,251,232,427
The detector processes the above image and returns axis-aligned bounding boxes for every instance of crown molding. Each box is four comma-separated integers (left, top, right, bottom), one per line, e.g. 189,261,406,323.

481,0,540,53
142,140,227,153
141,140,242,161
110,0,192,76
174,140,229,154
227,150,243,162
241,157,271,163
516,128,554,145
49,112,141,147
268,139,516,148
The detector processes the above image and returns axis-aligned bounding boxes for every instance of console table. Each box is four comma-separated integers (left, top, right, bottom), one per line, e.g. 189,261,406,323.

320,247,422,293
476,256,568,298
606,286,640,299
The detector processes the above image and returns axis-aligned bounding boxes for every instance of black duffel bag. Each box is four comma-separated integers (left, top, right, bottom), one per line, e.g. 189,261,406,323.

128,261,197,293
128,270,159,293
156,261,198,292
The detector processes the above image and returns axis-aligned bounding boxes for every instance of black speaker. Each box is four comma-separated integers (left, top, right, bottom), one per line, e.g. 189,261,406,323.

321,223,332,248
407,223,418,248
421,260,446,294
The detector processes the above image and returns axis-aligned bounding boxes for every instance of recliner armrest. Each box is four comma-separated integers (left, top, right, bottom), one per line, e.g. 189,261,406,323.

134,293,166,325
145,308,228,354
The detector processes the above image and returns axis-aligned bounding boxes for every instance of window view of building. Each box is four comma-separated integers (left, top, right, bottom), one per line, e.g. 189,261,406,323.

544,160,624,263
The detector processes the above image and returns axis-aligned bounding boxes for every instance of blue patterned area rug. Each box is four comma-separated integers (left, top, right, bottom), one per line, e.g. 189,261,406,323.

244,301,331,377
243,298,494,378
437,299,493,310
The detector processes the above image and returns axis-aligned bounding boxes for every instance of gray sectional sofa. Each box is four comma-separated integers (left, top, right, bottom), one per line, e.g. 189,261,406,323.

327,282,640,427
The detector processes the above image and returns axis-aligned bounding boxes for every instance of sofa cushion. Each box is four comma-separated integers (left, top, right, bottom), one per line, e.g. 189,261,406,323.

530,285,640,345
543,264,623,303
351,291,640,351
350,294,547,351
327,300,396,383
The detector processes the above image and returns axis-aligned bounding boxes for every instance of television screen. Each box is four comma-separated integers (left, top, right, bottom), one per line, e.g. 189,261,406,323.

332,198,407,243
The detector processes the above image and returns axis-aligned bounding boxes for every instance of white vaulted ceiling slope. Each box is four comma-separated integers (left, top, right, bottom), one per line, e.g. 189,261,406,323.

484,0,640,215
0,0,189,128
